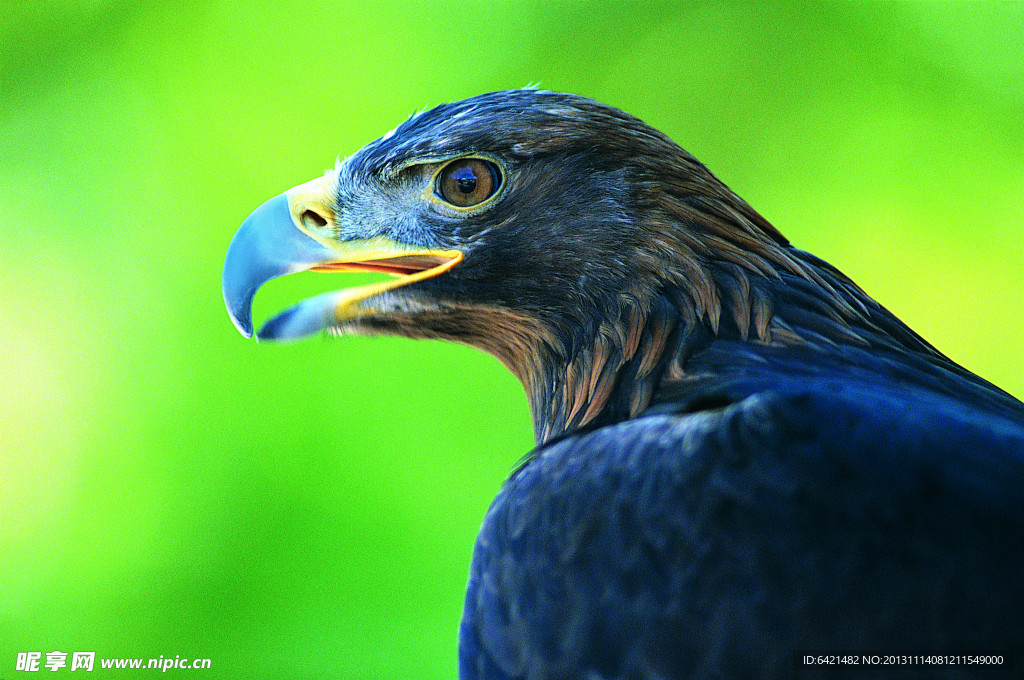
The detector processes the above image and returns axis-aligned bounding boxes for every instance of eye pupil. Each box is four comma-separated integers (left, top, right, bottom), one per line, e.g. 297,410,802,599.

438,158,500,208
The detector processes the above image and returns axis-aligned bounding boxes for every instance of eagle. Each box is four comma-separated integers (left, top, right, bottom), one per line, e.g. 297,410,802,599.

223,90,1024,679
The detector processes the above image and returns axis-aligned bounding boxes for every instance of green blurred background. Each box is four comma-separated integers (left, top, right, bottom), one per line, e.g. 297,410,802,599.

2,1,1022,677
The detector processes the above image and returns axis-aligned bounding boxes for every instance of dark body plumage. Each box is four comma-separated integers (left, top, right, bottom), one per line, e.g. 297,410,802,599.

462,364,1024,679
223,90,1024,679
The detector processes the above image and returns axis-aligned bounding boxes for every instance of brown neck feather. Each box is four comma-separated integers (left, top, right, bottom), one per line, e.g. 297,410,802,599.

507,173,949,445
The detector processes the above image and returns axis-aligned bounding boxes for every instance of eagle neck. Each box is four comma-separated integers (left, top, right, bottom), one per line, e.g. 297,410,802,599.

523,294,683,446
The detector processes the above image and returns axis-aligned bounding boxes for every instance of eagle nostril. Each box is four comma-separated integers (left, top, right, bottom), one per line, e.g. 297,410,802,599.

301,209,328,230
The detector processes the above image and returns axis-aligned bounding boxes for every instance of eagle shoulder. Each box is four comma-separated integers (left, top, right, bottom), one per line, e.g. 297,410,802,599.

460,382,1024,679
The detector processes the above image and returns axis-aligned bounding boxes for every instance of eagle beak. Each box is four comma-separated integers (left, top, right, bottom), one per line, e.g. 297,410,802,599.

222,174,462,341
222,192,337,338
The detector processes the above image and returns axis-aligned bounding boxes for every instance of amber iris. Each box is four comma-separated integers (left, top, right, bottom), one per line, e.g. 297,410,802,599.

438,158,499,207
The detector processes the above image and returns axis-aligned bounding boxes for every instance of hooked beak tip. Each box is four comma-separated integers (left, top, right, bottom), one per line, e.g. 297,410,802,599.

221,192,337,340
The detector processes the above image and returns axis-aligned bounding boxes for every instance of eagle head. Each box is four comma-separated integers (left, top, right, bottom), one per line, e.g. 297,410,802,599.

223,89,884,442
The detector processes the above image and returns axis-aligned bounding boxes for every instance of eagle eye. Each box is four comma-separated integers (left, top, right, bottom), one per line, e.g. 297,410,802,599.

437,158,500,208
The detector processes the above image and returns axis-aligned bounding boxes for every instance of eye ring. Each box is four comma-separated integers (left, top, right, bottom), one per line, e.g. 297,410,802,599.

436,158,501,208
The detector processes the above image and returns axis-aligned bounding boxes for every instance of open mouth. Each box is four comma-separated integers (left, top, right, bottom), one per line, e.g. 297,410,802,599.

254,249,464,341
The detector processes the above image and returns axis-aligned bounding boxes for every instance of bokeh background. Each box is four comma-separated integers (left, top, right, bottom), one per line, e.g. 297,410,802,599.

2,1,1022,677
